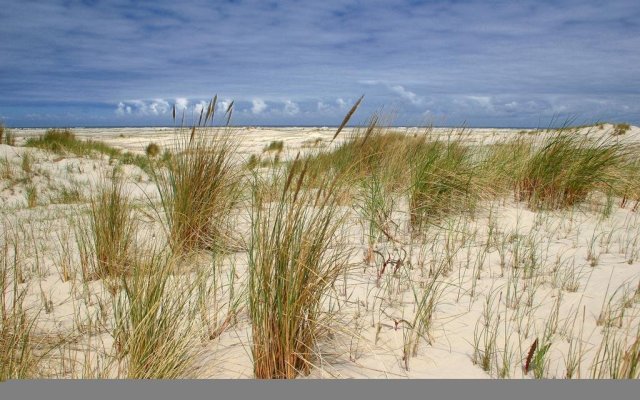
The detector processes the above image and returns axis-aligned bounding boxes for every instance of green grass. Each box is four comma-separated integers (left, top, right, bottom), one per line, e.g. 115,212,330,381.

145,142,161,158
613,123,631,136
25,129,153,174
112,249,200,378
1,234,39,380
248,161,350,378
263,140,284,153
48,186,84,205
87,171,138,279
515,133,627,210
150,123,240,254
20,152,33,174
0,124,14,145
408,139,481,231
25,184,38,208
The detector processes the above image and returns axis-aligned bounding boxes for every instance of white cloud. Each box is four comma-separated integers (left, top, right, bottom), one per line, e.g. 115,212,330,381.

336,98,347,110
116,102,126,115
149,99,170,115
217,99,232,114
116,98,172,116
175,97,189,110
252,98,267,114
390,85,423,106
317,101,330,112
116,101,134,115
283,100,299,115
193,100,208,114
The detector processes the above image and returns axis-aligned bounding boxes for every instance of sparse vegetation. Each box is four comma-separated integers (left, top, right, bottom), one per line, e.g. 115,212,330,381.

263,140,284,153
613,123,631,136
25,128,152,173
151,104,240,254
86,171,137,279
112,249,200,378
248,160,349,378
1,108,639,381
0,124,15,146
515,133,626,210
21,152,33,174
1,234,39,380
145,142,161,158
25,184,37,208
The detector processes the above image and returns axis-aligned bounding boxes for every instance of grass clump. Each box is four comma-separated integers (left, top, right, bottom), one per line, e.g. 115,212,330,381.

145,142,161,158
25,184,38,208
248,160,349,378
409,139,479,231
86,171,137,279
481,139,533,195
152,103,240,254
613,123,631,136
1,237,39,380
263,140,284,153
25,128,153,174
26,129,102,156
0,124,15,146
20,152,33,174
300,116,432,200
515,134,626,210
112,249,200,378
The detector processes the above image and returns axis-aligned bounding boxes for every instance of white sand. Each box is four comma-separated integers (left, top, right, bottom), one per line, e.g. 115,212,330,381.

1,124,639,379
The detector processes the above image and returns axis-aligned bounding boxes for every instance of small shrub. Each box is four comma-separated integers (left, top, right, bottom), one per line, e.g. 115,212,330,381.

145,142,161,158
613,123,631,136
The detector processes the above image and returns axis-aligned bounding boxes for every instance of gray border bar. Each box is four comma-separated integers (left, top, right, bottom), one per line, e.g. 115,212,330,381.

1,380,639,400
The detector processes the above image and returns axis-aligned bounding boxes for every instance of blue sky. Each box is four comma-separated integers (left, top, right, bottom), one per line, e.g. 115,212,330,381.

1,0,639,127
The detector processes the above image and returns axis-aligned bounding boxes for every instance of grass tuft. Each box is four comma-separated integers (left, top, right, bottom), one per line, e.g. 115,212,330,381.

248,159,350,379
515,133,626,210
112,249,200,378
151,118,240,254
25,128,152,173
86,170,138,279
613,123,631,136
145,142,161,158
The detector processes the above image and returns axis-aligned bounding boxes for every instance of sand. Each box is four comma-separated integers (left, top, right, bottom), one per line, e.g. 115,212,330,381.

1,123,639,379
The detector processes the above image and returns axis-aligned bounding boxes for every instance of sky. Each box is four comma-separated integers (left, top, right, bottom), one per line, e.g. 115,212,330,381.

1,0,639,128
